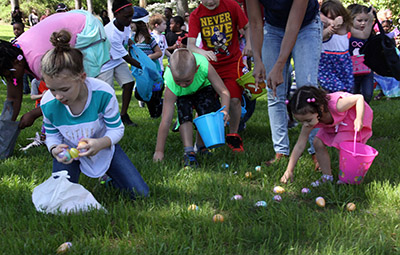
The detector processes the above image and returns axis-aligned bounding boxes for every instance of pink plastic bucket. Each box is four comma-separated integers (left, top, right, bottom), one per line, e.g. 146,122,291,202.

338,141,378,184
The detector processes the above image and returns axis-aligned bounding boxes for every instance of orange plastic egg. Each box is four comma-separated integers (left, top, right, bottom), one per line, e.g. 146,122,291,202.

346,202,356,211
316,197,326,207
213,214,224,222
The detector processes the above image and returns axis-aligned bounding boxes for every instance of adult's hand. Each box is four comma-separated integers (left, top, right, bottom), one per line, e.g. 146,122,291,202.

252,59,266,89
267,64,284,98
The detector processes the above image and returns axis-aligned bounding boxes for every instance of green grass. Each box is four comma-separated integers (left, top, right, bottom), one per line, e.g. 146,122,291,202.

0,22,13,41
1,24,400,254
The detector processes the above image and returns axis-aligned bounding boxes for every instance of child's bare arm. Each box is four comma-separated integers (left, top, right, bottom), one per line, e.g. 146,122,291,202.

187,37,217,62
122,54,141,69
323,25,336,40
238,23,252,57
148,45,163,60
30,94,43,101
351,10,374,40
207,63,230,123
336,94,365,131
281,125,313,183
153,88,177,161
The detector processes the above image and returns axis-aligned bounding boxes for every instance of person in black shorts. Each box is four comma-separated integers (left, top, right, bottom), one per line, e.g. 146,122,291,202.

153,49,230,168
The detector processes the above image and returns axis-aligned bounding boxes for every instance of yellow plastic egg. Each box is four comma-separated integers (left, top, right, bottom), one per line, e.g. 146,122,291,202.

316,197,326,207
273,186,285,194
69,148,80,159
245,172,252,178
346,202,356,211
213,214,224,222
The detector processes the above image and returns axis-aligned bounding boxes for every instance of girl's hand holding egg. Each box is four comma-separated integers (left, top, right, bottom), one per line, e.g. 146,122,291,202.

333,16,343,29
55,144,73,164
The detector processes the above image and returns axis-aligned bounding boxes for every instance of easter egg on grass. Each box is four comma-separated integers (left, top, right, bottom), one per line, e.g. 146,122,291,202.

245,172,252,178
221,163,229,169
301,188,310,194
255,200,267,207
57,242,72,254
255,165,262,171
231,194,243,200
316,197,326,207
346,202,356,211
273,186,285,194
188,204,199,211
273,195,282,202
213,214,224,222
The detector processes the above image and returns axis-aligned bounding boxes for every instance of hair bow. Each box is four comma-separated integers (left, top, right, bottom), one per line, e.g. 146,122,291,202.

307,98,316,103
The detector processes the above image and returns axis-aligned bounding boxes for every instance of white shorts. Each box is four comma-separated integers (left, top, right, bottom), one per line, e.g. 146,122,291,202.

96,62,134,88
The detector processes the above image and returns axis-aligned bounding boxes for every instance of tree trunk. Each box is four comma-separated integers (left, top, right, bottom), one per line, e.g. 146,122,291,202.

108,0,114,19
10,0,19,12
139,0,147,8
176,0,188,18
75,0,82,10
87,0,93,13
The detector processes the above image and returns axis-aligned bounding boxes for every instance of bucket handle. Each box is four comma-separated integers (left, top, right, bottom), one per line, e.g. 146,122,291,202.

352,131,357,156
216,105,226,113
352,130,363,156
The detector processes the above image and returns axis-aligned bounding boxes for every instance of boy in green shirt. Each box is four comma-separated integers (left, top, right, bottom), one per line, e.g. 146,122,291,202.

153,49,230,167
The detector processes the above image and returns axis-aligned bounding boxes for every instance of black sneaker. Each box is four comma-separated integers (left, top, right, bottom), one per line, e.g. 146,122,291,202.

121,114,138,127
196,146,213,156
184,152,199,168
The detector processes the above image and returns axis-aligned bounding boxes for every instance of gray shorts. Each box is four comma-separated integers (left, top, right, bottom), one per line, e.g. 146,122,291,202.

96,62,134,88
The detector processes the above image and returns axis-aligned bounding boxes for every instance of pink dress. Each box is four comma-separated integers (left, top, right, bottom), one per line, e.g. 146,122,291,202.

315,92,373,149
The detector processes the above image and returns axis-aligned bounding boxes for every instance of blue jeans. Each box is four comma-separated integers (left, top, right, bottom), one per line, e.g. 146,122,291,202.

262,14,322,155
353,72,374,103
53,144,149,199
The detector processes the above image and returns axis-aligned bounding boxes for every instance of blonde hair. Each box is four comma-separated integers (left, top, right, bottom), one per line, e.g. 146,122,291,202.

149,13,166,30
41,29,84,78
169,49,196,78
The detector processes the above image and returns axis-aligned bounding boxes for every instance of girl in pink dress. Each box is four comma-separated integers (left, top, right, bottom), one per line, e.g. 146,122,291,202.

280,86,373,186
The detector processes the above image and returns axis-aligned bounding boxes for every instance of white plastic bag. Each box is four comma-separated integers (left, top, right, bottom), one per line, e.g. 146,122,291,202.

32,170,106,214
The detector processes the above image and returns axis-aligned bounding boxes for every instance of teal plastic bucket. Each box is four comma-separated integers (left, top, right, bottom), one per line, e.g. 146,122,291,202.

193,108,225,149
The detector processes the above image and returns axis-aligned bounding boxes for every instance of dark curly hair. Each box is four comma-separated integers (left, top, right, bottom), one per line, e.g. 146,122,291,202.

289,86,330,118
0,40,24,77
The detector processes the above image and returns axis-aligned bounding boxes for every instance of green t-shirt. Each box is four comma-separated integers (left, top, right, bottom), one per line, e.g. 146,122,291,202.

164,53,211,97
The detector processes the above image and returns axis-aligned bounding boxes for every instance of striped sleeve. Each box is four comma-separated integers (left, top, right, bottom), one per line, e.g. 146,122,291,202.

102,90,124,145
42,108,64,151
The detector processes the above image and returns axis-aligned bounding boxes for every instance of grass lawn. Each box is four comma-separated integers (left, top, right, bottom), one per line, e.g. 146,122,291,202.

1,24,400,254
0,22,13,41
